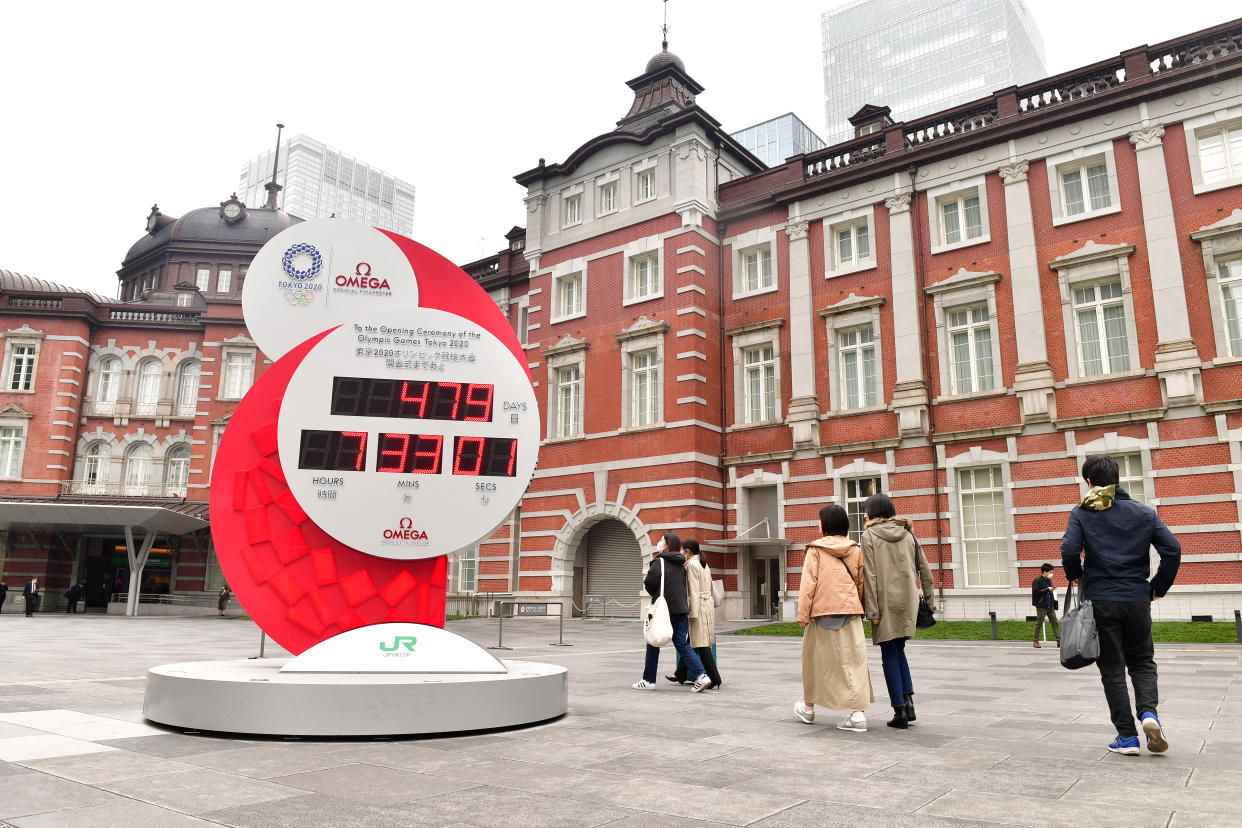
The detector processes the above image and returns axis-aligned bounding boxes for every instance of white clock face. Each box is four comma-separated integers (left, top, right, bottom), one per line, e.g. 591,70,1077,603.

275,308,540,560
223,202,242,219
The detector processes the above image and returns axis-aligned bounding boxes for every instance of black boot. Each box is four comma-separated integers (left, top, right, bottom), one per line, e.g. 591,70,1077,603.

887,706,909,729
904,692,916,723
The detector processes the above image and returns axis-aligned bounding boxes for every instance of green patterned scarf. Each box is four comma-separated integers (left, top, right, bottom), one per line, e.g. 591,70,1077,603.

1080,484,1116,511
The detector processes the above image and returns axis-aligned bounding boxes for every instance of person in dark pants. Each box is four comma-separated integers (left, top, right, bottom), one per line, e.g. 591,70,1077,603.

0,582,7,613
667,539,722,690
633,533,711,692
22,578,40,616
1062,454,1181,756
66,583,84,613
1031,564,1060,647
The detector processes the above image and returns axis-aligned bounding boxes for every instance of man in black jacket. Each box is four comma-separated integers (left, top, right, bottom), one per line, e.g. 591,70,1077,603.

1031,563,1059,648
1061,454,1181,756
633,533,710,692
21,578,40,616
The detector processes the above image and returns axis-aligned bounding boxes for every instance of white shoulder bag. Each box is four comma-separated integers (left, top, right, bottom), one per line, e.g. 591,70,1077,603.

644,558,674,647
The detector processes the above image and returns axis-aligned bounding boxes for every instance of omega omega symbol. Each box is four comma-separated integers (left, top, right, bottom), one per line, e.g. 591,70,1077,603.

356,263,371,276
281,243,324,280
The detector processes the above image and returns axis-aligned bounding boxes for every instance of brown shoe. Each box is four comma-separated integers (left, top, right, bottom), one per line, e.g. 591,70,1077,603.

1056,639,1061,646
1033,642,1041,648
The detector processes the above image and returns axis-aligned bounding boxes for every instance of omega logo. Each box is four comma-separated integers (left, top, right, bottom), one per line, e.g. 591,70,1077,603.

335,262,391,290
383,517,428,541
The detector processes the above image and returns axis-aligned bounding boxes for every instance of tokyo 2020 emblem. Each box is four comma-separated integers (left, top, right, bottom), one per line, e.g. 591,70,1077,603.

281,243,323,280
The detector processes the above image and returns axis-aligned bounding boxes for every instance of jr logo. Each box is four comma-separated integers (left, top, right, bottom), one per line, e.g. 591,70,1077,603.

379,636,417,652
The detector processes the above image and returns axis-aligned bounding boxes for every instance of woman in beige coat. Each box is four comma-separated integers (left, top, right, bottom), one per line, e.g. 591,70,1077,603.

668,538,722,689
793,505,873,731
861,493,936,730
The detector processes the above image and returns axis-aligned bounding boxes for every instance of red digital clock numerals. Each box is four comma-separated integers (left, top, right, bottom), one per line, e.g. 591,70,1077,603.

376,432,443,474
452,436,518,477
299,430,367,472
331,377,494,423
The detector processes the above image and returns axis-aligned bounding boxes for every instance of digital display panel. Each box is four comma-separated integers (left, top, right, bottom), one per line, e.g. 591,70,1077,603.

376,432,444,475
297,431,518,478
452,436,518,477
299,429,368,471
331,377,494,422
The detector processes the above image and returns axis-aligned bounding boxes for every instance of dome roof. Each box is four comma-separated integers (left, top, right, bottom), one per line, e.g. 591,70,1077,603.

645,49,685,74
124,204,300,264
0,268,111,303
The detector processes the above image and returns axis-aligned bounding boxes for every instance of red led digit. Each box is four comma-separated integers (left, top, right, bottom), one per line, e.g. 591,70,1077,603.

453,436,484,476
505,439,518,476
431,382,462,420
463,383,494,422
412,434,443,474
341,431,367,471
376,433,410,473
400,381,430,417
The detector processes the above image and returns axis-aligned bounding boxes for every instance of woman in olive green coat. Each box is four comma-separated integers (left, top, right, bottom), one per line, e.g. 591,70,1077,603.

861,493,935,730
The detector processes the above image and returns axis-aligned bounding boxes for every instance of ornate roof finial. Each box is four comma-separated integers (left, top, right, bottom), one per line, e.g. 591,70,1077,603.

264,123,285,209
662,0,669,51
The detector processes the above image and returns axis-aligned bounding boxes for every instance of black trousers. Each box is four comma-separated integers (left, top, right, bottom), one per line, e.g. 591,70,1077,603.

672,643,722,687
1093,599,1158,738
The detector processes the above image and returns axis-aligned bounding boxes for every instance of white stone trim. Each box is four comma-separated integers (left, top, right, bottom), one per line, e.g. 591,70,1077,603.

1183,104,1242,195
1045,140,1122,226
820,294,885,412
925,269,1003,399
1050,242,1141,381
622,236,663,306
727,226,779,300
926,175,991,254
942,445,1018,589
823,206,878,278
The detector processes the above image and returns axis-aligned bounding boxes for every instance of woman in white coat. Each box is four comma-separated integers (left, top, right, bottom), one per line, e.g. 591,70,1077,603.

668,538,723,689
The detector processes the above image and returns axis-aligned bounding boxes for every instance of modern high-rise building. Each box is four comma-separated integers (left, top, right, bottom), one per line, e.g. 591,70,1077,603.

730,113,826,166
821,0,1047,143
238,134,416,236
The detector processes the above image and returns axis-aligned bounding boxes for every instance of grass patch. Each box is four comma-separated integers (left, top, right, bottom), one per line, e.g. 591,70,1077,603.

734,619,1238,644
445,614,480,621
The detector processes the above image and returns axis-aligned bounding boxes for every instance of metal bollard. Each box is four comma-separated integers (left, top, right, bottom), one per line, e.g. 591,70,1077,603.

489,603,512,651
989,611,999,641
1235,609,1241,645
550,602,573,647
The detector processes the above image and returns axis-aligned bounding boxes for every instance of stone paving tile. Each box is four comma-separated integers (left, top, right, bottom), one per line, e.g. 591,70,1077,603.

726,770,949,812
9,798,218,827
398,785,637,827
19,748,195,784
204,791,454,828
0,771,123,819
437,757,620,796
98,767,301,815
570,777,804,826
749,800,997,828
272,762,478,805
95,732,243,758
174,744,359,779
300,740,491,775
918,788,1173,827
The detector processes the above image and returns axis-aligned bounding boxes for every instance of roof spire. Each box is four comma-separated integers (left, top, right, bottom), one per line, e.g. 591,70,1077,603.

264,123,285,209
662,0,669,51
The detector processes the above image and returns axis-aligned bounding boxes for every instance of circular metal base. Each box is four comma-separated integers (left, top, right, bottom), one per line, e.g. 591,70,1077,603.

143,659,568,736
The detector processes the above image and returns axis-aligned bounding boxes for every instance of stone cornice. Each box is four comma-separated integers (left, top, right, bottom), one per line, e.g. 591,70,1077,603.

724,318,785,337
924,268,1003,296
1190,208,1242,241
1049,240,1137,271
614,316,670,343
0,403,33,419
542,333,589,358
818,292,886,317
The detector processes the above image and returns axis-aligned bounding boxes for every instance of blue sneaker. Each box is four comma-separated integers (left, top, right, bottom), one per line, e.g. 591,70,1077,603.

1141,713,1168,753
1108,734,1140,755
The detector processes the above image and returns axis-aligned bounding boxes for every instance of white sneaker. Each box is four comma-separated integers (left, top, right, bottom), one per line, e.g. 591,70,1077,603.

837,711,867,732
691,674,712,693
631,679,656,690
793,702,815,724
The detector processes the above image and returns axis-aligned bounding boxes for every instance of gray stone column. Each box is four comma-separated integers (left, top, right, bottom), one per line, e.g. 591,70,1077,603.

785,220,820,448
1129,125,1202,406
886,193,929,437
999,161,1056,422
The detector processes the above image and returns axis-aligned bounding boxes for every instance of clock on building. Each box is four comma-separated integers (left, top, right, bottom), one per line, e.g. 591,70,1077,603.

220,195,247,224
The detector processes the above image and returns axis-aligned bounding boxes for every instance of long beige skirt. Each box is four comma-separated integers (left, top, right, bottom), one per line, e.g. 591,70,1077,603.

801,617,874,711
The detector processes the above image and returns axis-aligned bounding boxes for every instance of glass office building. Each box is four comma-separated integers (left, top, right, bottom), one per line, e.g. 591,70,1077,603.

731,113,827,167
238,135,415,236
822,0,1047,144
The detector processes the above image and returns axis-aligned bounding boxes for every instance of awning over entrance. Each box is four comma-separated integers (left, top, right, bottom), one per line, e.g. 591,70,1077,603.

0,497,210,536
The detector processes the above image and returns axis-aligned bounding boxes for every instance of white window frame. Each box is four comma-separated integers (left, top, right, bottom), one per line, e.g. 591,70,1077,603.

1191,212,1242,364
1046,142,1121,225
196,267,211,292
727,321,783,427
945,303,997,395
634,158,657,204
552,271,584,322
515,297,530,347
831,457,889,545
1051,243,1141,382
623,236,663,305
729,227,778,300
597,174,618,216
617,319,668,430
134,358,163,417
458,546,478,592
176,293,193,307
165,444,191,497
0,422,27,479
554,364,582,439
825,208,876,277
927,176,990,253
820,293,886,414
925,270,1003,400
123,442,154,496
217,268,233,293
544,337,587,441
1216,255,1242,360
80,441,111,493
1071,279,1132,378
218,342,258,401
175,360,200,416
2,328,43,394
943,446,1017,589
1185,107,1242,195
563,193,581,227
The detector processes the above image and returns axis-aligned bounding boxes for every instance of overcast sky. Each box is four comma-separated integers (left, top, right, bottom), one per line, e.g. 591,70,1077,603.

2,0,1237,298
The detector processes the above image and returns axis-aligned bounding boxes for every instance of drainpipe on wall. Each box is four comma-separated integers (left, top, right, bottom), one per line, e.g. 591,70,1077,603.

908,166,947,610
714,139,730,591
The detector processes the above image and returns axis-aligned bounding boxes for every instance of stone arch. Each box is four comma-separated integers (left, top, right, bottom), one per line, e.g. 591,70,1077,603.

551,500,652,572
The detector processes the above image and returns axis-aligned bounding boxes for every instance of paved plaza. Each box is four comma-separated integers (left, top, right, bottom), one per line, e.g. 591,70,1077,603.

0,612,1238,827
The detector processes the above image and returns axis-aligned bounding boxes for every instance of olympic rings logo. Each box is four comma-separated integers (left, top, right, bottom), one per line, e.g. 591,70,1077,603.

281,242,323,280
284,289,314,306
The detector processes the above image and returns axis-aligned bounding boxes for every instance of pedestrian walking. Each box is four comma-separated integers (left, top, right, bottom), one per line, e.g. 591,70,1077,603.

1031,564,1060,647
217,585,230,616
1061,454,1181,755
861,493,935,730
666,538,722,690
633,533,711,692
22,577,41,617
66,583,83,613
793,505,873,732
0,582,7,613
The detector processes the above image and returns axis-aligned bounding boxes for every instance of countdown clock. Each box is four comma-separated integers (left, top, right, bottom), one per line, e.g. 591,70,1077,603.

275,308,540,559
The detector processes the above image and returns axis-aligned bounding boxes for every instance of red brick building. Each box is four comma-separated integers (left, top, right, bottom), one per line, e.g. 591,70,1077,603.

0,197,294,612
465,21,1242,621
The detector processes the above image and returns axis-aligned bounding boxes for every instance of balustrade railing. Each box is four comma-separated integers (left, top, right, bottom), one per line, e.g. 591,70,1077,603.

61,480,188,498
109,308,201,324
1149,24,1242,74
904,100,999,146
9,296,62,309
804,136,886,179
1015,61,1126,113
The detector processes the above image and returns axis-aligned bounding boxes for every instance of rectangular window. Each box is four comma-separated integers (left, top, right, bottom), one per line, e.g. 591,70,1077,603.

556,273,583,318
217,269,232,293
836,223,871,268
458,547,477,592
176,293,193,307
636,169,655,201
1197,124,1242,184
1061,160,1111,216
742,344,776,423
1219,256,1242,358
598,182,617,214
564,194,581,225
516,304,529,346
196,268,211,291
629,253,659,300
959,466,1008,587
1074,281,1130,376
1115,453,1145,503
947,305,995,394
940,193,983,245
630,349,660,427
839,326,878,409
556,365,582,437
843,477,880,543
7,344,36,392
224,352,255,398
0,426,24,478
741,247,773,293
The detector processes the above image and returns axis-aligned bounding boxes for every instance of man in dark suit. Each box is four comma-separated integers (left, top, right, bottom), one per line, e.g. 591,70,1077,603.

0,581,8,613
22,578,40,616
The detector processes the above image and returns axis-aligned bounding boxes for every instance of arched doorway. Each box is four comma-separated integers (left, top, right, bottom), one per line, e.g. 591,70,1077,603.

572,518,643,617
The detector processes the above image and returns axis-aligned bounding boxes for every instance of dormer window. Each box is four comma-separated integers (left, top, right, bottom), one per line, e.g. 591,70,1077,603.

858,123,882,137
848,104,894,141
